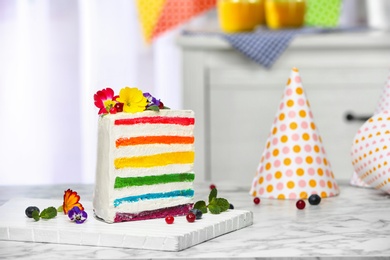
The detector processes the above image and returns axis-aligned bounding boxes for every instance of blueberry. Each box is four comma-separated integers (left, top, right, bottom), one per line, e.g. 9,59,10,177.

308,194,321,205
25,206,40,218
229,203,234,209
190,209,203,219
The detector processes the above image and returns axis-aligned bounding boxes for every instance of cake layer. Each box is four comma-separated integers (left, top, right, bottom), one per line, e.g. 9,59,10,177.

115,164,194,178
114,144,194,159
113,196,194,213
114,189,194,207
112,181,194,199
112,124,194,139
114,151,195,169
114,203,193,223
115,116,194,126
116,135,194,147
114,173,195,188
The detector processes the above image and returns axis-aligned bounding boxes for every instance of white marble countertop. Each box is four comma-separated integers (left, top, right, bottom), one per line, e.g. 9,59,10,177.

0,181,390,259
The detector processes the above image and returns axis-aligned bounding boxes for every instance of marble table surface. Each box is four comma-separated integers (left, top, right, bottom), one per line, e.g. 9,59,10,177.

0,180,389,259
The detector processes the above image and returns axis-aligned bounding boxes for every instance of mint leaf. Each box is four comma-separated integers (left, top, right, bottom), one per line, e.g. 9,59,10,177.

209,188,217,203
215,198,230,212
32,210,40,221
40,207,58,219
208,204,221,214
147,105,160,111
194,200,208,213
194,200,206,209
57,205,63,213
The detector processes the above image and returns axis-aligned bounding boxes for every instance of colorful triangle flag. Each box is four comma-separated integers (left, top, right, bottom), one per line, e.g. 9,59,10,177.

136,0,166,43
136,0,216,43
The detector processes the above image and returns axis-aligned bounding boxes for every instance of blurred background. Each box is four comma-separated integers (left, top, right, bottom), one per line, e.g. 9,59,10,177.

0,0,388,185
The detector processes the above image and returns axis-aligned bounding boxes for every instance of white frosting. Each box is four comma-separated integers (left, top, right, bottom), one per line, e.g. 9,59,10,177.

93,110,195,223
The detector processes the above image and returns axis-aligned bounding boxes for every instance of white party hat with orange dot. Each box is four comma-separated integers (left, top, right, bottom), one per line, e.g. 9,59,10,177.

350,70,390,187
374,71,390,114
250,68,340,199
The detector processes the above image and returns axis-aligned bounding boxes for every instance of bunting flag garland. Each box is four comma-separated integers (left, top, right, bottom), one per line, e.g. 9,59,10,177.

136,0,217,43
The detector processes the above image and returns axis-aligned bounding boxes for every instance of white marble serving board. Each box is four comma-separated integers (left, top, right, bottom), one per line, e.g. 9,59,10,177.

0,198,253,251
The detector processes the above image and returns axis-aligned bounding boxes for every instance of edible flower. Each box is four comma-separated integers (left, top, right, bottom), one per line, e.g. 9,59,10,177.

62,189,84,215
116,87,148,113
68,206,88,224
94,88,119,115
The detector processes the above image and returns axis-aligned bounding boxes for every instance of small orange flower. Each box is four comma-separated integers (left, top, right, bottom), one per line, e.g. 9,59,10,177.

62,189,84,214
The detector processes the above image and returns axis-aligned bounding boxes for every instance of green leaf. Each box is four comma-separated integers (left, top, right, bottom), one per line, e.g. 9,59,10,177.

40,207,58,219
194,201,206,209
199,206,208,214
193,200,208,214
215,198,230,212
32,210,40,221
209,188,217,203
146,105,160,111
57,205,63,213
208,204,221,214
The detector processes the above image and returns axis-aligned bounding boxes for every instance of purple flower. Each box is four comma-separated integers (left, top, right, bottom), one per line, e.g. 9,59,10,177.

143,92,161,108
68,206,88,224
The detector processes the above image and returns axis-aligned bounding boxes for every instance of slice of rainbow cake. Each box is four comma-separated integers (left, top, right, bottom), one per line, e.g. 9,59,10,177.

93,110,195,223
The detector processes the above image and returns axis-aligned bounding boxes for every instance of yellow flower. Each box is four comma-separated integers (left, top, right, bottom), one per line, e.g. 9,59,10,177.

116,87,147,113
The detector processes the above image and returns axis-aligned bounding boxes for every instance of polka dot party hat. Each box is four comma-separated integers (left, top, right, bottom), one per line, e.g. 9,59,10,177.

374,72,390,115
250,68,340,199
351,111,390,194
350,70,390,188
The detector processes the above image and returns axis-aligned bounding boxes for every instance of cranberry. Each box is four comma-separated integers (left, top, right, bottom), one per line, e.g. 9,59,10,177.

209,184,216,190
165,215,174,224
253,197,260,205
296,199,306,210
186,212,196,223
115,103,124,112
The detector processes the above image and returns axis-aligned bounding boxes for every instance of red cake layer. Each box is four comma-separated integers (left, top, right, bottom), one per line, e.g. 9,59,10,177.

114,116,194,126
114,203,193,223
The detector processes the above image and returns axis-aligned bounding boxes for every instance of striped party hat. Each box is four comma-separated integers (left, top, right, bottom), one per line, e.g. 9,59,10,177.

250,68,340,199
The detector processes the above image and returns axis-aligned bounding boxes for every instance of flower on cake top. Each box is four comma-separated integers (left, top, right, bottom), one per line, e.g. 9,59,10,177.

116,87,148,113
94,86,168,115
94,88,118,115
62,189,84,215
144,92,166,110
68,206,88,224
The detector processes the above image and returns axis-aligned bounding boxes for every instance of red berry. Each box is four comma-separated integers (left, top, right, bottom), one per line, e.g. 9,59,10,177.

209,184,216,190
115,103,124,112
296,199,306,210
186,212,196,223
165,215,174,224
253,197,260,205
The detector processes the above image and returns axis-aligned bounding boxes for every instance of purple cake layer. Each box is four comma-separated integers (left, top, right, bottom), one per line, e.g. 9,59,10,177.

114,203,193,223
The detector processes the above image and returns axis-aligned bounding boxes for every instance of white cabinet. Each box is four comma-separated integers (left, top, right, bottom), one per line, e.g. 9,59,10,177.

178,31,390,185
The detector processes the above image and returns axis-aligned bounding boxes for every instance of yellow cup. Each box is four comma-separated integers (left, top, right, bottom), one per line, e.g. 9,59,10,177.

218,0,265,33
265,0,306,29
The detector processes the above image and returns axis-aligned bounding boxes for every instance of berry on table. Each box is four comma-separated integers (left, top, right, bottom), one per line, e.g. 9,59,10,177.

296,199,306,210
209,184,216,190
308,194,321,205
189,209,203,219
253,197,260,205
25,206,40,218
186,212,196,223
165,215,174,224
229,203,234,209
